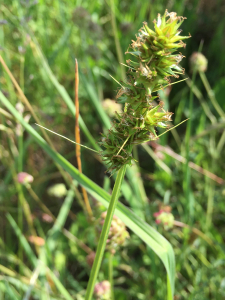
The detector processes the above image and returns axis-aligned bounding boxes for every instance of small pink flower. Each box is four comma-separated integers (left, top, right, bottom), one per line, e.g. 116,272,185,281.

41,213,53,223
17,172,34,185
153,207,174,230
94,281,110,298
153,209,164,218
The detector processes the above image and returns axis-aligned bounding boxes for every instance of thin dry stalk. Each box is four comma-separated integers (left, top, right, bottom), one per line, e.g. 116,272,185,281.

0,55,48,142
151,142,224,184
0,54,85,209
75,59,93,218
173,220,215,248
27,186,92,254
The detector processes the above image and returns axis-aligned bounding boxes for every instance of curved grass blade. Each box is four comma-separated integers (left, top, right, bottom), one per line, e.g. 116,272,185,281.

0,91,175,298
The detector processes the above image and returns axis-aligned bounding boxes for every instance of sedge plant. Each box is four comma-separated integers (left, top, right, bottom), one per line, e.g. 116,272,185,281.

86,10,190,300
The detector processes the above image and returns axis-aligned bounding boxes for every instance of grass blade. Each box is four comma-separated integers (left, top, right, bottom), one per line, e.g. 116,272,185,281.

6,214,37,267
50,189,75,234
0,90,175,297
46,268,73,300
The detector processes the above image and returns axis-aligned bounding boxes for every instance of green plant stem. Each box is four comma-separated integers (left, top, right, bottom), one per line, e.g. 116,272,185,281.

184,69,197,223
26,185,55,220
217,129,225,155
109,253,114,300
18,54,24,276
205,180,215,231
110,0,126,81
17,125,24,277
12,174,39,255
185,77,216,124
85,165,126,300
142,143,172,175
18,132,23,275
199,71,225,119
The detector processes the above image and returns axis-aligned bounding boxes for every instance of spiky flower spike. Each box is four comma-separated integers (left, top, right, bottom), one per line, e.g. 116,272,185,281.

100,11,190,174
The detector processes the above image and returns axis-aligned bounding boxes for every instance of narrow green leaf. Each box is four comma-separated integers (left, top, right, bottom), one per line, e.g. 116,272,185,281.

6,214,37,267
50,189,75,234
46,268,73,300
0,91,175,297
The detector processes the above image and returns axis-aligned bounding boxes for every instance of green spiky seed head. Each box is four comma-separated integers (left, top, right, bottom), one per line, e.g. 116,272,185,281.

99,10,190,174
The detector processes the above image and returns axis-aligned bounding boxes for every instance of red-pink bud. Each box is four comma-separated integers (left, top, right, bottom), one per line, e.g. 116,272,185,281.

17,172,33,185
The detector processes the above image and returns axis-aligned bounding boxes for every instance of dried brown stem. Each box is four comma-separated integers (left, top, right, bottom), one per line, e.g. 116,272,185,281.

151,142,224,184
75,59,93,218
173,220,215,248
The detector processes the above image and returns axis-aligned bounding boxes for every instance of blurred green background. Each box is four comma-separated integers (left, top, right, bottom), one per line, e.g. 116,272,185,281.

0,0,225,299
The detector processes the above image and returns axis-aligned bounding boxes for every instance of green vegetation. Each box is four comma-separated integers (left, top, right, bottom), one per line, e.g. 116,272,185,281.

0,1,225,299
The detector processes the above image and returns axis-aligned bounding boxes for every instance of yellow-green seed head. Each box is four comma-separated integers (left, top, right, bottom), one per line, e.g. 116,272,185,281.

190,52,208,72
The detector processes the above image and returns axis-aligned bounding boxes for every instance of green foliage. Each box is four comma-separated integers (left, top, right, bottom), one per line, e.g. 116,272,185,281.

0,1,225,300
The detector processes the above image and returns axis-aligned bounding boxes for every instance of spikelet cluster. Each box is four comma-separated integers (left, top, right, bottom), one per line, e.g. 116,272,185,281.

98,212,129,254
99,10,190,174
94,281,111,300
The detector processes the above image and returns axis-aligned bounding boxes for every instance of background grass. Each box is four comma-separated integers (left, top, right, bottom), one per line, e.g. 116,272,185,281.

0,0,225,299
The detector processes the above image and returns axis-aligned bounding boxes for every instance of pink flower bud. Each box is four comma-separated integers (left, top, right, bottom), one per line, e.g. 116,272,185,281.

41,213,53,223
17,172,33,185
94,281,110,299
154,207,174,230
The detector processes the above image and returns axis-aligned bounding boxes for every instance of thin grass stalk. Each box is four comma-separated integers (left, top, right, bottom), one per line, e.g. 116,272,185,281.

26,186,55,220
191,121,225,141
16,186,39,254
27,185,93,254
0,55,49,142
205,180,215,231
8,162,39,254
217,130,225,155
185,77,217,124
6,213,37,267
17,115,24,275
142,143,172,175
199,71,225,119
85,165,126,300
184,69,197,223
151,142,224,184
173,220,215,248
109,0,126,80
22,264,41,300
18,54,25,275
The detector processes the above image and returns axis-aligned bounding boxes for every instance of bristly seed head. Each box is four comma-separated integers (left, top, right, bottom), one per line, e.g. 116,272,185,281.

99,10,190,174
